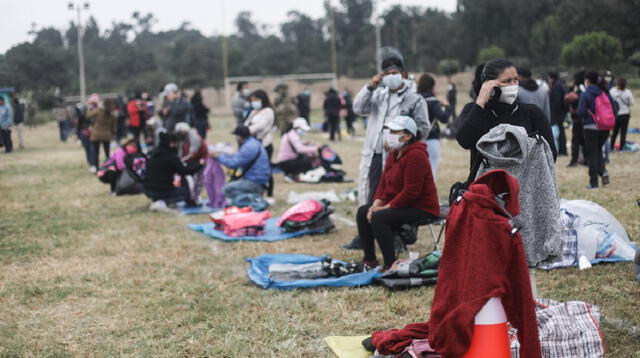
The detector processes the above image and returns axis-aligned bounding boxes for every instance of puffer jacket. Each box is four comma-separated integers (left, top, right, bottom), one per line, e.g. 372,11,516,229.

88,108,117,142
217,136,270,185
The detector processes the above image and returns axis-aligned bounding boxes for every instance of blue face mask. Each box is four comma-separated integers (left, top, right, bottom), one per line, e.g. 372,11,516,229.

296,129,305,136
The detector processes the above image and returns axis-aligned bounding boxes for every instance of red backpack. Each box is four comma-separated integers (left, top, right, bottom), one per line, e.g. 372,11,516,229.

588,92,615,131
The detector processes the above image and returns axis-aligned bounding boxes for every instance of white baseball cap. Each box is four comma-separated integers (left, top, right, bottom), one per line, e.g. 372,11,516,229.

385,115,417,136
292,117,311,131
162,83,179,97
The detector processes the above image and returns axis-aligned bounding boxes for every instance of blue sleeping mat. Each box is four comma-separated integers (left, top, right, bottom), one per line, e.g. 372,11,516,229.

246,254,381,290
187,217,329,242
179,202,221,215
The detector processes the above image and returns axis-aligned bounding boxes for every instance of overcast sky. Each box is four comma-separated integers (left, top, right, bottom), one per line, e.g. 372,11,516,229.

2,0,456,53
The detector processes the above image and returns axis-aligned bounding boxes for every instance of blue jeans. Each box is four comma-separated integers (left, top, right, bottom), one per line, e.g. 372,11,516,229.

58,120,71,142
223,179,265,200
78,131,95,166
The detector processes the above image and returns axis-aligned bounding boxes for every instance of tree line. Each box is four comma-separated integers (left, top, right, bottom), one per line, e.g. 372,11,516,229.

1,0,639,108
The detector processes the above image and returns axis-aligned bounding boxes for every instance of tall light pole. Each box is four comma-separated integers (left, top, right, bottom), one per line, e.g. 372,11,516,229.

220,0,230,110
373,0,383,71
68,2,89,103
330,5,338,90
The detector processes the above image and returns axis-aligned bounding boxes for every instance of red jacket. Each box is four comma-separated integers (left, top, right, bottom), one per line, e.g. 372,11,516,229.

373,141,439,217
428,170,541,357
127,99,147,128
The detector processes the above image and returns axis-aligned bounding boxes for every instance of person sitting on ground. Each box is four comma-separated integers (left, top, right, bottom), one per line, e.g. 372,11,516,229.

143,132,202,211
356,115,440,271
175,122,208,204
276,117,318,182
96,139,140,193
210,125,271,200
145,117,164,153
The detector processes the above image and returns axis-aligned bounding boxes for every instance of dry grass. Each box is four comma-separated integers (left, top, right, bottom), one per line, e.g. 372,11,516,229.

1,100,639,357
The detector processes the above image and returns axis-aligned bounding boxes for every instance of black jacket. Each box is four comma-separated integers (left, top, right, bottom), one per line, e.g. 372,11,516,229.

549,82,567,124
421,91,452,140
323,93,342,117
144,146,202,192
456,101,557,169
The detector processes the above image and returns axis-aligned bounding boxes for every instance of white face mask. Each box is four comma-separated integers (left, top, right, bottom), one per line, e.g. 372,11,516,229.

499,85,519,105
242,88,251,96
251,100,262,110
383,73,403,90
384,132,404,151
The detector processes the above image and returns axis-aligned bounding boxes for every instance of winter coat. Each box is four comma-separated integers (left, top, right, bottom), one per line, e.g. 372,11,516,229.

88,108,117,142
244,107,275,147
609,87,634,115
476,123,563,267
421,91,452,140
161,97,190,132
323,93,342,117
103,147,128,171
373,141,440,217
13,103,25,125
0,104,13,129
429,169,541,358
456,101,556,170
518,79,551,121
232,94,249,122
548,82,567,125
144,146,202,192
353,81,430,205
217,136,270,186
178,129,207,162
277,129,317,163
127,99,147,128
577,84,617,129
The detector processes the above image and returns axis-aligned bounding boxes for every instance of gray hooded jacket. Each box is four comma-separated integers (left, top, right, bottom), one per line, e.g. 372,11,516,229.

476,124,563,267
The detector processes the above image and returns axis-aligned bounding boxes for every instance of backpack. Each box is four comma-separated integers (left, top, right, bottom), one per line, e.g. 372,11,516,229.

588,92,615,130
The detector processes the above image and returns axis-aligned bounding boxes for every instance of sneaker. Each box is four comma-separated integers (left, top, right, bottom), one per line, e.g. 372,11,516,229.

361,260,380,271
341,235,362,250
602,171,610,186
149,200,170,212
283,175,297,184
88,166,97,173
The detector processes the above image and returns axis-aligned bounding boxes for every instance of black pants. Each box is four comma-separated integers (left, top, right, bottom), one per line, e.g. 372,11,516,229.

328,114,341,141
570,116,586,164
129,126,142,143
611,114,630,151
356,204,436,267
92,141,110,167
143,185,190,204
1,129,12,153
265,144,274,197
584,129,609,187
278,155,313,177
367,154,383,204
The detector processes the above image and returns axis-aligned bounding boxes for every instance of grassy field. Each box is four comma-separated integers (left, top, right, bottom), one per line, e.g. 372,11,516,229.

1,104,639,357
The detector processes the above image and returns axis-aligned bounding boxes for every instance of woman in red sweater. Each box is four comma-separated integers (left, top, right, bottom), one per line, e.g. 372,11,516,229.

356,115,440,270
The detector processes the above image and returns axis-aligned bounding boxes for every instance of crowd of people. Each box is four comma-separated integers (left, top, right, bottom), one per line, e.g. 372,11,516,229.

28,46,633,277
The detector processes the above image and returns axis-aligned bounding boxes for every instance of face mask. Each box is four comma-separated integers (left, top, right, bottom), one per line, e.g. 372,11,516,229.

383,73,403,90
242,89,251,96
499,85,519,105
251,100,262,110
296,128,305,136
384,132,404,151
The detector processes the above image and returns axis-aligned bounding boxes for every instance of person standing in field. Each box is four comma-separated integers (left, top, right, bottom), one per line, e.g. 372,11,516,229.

88,98,117,169
609,78,634,152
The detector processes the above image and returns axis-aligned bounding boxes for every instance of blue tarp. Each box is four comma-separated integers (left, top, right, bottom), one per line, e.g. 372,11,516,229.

178,201,221,215
246,253,381,290
187,218,329,242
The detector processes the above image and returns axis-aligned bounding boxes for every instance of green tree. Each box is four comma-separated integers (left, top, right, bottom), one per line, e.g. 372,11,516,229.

560,31,623,70
477,46,505,63
438,59,460,78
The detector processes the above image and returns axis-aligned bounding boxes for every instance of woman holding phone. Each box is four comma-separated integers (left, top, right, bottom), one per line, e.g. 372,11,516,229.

456,58,556,169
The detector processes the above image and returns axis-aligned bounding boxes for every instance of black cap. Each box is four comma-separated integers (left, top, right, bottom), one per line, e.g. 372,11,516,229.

231,125,250,138
382,58,404,72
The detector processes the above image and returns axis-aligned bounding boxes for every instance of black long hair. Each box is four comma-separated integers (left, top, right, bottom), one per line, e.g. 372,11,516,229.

472,58,514,96
251,90,273,109
417,74,436,94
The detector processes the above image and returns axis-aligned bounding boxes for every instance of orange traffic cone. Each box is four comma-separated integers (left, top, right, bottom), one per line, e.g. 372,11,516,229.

462,297,511,358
